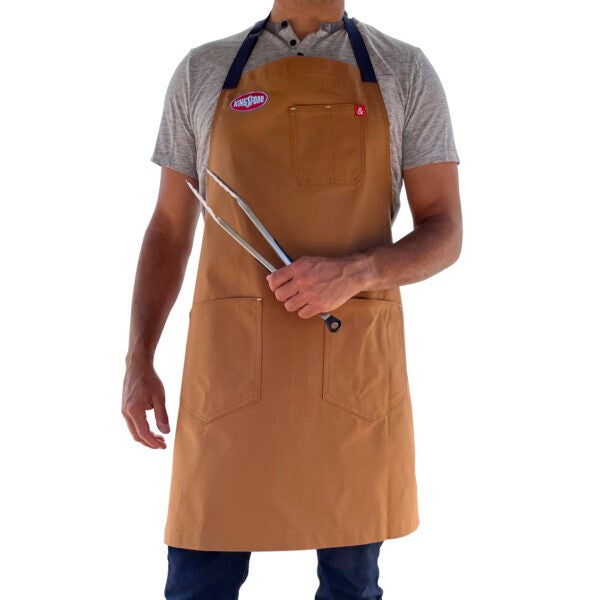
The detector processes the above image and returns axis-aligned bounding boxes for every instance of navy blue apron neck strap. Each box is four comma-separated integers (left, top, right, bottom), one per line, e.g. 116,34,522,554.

222,10,377,89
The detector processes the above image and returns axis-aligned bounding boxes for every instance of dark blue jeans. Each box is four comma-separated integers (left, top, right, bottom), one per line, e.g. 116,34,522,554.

165,540,384,600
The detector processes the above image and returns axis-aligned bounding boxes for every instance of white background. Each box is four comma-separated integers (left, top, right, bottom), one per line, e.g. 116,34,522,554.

1,0,598,598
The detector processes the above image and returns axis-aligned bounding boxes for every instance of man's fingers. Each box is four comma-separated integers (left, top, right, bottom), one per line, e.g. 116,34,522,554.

273,280,299,303
123,412,154,448
297,303,317,319
129,408,166,449
284,295,307,313
153,399,171,434
266,268,293,291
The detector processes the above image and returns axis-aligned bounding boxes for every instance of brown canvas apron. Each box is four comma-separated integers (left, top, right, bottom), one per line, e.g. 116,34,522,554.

165,11,419,551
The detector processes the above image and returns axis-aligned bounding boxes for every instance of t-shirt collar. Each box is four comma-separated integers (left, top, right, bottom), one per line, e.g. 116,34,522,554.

264,16,345,36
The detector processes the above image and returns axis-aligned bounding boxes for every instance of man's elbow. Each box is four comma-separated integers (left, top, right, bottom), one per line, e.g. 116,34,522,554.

446,215,463,267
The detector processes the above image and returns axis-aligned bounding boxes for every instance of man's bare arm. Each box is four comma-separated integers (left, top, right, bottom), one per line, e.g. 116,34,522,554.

265,161,462,316
354,161,462,290
122,166,201,449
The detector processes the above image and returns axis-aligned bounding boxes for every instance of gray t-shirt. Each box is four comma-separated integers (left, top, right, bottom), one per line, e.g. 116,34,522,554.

150,15,460,224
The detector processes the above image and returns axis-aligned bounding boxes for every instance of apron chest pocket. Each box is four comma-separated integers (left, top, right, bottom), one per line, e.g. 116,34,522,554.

322,297,409,421
288,103,366,186
180,297,262,423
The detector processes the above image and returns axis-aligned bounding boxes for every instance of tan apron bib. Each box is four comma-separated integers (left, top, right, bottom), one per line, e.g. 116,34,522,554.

166,11,419,551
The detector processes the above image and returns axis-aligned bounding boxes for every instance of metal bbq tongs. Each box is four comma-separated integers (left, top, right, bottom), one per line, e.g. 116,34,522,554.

185,165,342,333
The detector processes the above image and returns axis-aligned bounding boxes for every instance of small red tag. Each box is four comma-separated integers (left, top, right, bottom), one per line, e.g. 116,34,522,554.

354,104,366,117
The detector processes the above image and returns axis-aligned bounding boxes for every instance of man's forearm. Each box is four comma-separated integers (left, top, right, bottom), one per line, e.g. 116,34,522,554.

350,214,463,291
125,227,193,368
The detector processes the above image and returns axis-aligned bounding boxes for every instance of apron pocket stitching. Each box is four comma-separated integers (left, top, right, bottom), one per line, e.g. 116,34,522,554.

321,297,407,421
288,103,366,187
179,297,262,424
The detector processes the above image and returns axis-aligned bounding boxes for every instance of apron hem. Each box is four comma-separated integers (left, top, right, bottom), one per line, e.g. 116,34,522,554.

164,518,419,552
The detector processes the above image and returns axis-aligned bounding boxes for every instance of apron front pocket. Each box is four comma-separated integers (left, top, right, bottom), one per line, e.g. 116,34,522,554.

322,297,408,421
288,103,365,186
180,296,263,423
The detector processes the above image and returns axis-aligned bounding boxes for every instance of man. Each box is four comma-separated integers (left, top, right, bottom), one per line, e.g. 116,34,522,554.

122,0,462,597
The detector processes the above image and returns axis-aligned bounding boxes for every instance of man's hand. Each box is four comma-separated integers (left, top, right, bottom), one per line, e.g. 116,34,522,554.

265,254,367,318
122,362,170,449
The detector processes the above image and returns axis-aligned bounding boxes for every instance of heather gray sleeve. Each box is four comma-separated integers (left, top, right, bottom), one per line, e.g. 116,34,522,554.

402,47,460,171
150,50,199,179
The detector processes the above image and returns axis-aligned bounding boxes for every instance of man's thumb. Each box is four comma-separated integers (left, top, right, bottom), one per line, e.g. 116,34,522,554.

154,400,171,434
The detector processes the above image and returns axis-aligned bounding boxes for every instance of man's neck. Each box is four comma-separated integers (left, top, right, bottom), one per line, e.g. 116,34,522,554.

269,0,345,40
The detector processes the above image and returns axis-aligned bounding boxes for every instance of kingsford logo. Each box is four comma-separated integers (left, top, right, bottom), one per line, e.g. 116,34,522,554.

230,91,269,112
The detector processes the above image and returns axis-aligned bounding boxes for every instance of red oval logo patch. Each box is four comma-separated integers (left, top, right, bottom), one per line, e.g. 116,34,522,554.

230,90,269,112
